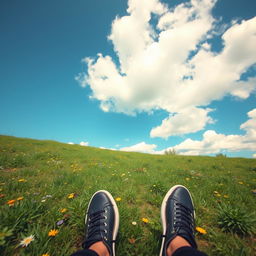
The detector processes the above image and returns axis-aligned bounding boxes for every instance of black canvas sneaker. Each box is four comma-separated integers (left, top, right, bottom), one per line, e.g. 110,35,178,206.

82,190,119,256
160,185,197,256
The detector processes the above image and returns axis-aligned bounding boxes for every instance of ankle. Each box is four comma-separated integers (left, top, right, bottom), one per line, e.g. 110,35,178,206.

166,236,191,256
89,241,110,256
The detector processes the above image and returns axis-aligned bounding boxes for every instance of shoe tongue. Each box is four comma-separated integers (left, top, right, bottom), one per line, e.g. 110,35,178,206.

82,237,102,249
178,228,197,249
82,239,112,256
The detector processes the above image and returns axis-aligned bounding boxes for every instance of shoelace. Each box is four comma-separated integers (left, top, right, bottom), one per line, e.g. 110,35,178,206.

174,202,194,235
83,209,107,248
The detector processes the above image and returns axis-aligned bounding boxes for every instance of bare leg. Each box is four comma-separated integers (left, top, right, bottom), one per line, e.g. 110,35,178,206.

166,236,191,256
89,242,110,256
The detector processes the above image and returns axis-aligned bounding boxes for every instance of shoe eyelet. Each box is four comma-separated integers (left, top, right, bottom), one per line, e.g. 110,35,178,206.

105,216,107,220
104,222,107,226
104,229,107,233
104,236,107,240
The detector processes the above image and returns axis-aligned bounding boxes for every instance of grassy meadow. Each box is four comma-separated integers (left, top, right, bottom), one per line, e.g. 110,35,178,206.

0,135,256,256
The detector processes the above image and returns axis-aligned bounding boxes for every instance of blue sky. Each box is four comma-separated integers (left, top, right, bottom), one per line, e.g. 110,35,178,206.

0,0,256,157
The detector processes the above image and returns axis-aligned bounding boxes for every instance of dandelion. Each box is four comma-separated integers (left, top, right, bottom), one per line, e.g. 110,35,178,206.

41,254,50,256
48,229,59,237
60,208,67,213
185,178,190,181
18,179,27,182
17,196,24,201
131,221,137,225
213,191,221,197
196,227,207,234
19,235,35,247
115,197,122,202
7,199,16,206
142,217,149,223
68,193,75,199
223,195,229,198
238,181,244,185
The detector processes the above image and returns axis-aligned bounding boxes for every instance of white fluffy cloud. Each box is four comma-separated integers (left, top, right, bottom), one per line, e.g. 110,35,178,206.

172,109,256,155
77,0,256,138
120,141,158,154
150,107,214,138
80,141,89,146
120,109,256,156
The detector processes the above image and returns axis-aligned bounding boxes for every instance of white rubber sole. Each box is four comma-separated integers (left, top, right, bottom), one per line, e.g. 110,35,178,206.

85,190,120,256
159,185,195,256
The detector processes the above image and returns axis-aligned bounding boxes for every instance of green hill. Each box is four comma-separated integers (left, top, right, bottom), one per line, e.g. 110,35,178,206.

0,135,255,256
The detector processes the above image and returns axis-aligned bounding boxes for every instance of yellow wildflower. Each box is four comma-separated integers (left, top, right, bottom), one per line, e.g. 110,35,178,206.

238,181,244,185
223,195,229,198
7,199,16,206
131,221,137,225
19,235,34,247
48,229,59,237
18,179,27,182
68,193,75,199
142,218,149,223
196,227,207,234
115,197,122,202
41,254,50,256
17,197,24,201
60,208,67,213
185,178,190,181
